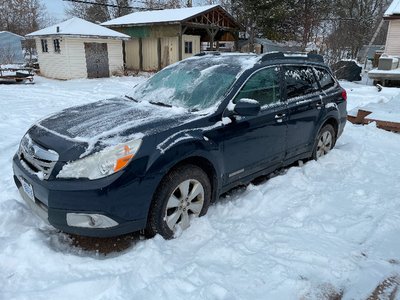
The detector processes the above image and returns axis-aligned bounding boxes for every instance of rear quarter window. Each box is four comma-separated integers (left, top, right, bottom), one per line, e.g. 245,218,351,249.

314,68,336,90
284,66,319,99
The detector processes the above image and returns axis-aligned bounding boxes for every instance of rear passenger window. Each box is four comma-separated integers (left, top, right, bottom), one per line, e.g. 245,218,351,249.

314,68,335,90
284,66,318,99
234,67,280,107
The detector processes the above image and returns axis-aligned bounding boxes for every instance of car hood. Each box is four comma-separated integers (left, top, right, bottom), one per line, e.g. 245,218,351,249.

29,97,194,159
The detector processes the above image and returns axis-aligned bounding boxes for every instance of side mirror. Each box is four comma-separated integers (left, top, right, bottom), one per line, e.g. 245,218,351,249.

234,98,261,116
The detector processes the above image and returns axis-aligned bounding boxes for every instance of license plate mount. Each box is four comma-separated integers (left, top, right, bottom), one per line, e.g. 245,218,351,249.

20,177,35,202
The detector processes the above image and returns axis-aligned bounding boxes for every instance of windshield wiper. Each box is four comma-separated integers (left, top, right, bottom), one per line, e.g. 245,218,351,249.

125,95,139,102
149,101,172,108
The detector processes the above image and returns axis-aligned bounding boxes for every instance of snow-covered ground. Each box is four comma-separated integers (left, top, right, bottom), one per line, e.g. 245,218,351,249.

0,75,400,300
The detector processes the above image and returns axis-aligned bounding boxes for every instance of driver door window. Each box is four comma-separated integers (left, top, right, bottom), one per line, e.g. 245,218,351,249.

234,67,280,107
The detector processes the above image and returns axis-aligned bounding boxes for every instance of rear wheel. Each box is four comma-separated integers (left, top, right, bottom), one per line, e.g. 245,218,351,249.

312,124,335,160
146,164,211,239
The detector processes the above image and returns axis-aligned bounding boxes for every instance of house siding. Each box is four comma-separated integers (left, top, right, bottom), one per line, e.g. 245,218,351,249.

182,35,200,60
112,24,181,38
161,36,179,67
142,38,159,71
385,20,400,56
36,37,124,80
125,38,140,69
36,38,70,79
124,34,199,71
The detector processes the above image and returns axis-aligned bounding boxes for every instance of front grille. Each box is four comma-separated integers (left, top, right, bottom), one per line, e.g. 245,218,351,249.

18,135,58,180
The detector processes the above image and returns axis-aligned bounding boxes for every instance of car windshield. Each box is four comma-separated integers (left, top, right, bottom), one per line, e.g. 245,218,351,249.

128,55,256,111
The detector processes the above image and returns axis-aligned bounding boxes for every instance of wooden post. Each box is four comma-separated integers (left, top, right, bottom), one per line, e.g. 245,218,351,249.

139,38,143,71
206,27,219,51
228,30,239,51
178,31,182,61
122,40,126,65
157,38,161,71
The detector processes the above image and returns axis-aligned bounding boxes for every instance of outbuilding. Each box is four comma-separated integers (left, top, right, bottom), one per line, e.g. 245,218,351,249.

384,0,400,56
26,18,130,80
102,5,243,71
368,0,400,85
0,31,25,64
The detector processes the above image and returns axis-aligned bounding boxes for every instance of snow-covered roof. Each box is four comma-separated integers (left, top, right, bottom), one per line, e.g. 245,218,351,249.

0,31,25,40
102,5,219,26
385,0,400,16
26,17,130,40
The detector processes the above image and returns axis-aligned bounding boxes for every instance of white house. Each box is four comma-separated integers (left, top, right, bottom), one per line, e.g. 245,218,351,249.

0,31,25,64
384,0,400,56
26,18,130,80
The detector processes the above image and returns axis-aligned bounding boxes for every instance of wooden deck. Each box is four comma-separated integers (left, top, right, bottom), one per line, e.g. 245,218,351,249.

0,67,34,83
347,100,400,132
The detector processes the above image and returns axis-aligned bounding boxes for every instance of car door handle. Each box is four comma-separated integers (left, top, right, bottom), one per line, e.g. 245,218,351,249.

275,113,286,123
316,101,324,109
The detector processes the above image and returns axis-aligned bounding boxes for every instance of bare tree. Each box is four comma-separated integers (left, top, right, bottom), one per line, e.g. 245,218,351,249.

65,0,141,23
289,0,332,50
143,0,183,9
0,44,18,64
22,39,37,62
323,0,391,65
113,0,134,17
0,0,52,64
0,0,49,36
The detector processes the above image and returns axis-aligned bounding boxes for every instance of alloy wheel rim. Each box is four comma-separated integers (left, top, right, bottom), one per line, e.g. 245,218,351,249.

316,131,332,158
165,179,204,231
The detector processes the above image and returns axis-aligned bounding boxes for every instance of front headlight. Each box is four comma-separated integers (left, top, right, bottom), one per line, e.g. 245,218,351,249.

57,139,142,180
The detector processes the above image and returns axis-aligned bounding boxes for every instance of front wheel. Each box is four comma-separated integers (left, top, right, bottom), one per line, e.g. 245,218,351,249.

312,124,335,160
146,164,211,239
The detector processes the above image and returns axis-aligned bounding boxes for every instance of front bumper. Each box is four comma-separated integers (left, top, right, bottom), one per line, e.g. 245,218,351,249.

13,155,152,237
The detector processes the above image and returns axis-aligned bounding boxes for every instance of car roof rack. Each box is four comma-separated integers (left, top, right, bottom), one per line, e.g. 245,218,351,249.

259,52,324,63
194,51,221,56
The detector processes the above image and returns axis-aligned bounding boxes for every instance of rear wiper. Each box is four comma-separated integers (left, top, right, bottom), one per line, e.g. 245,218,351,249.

125,95,139,102
149,101,172,108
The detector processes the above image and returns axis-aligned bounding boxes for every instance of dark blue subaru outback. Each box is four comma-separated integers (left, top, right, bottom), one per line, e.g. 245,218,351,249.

13,52,347,239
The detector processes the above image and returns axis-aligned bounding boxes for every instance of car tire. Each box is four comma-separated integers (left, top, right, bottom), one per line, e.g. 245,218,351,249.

146,164,211,239
312,124,336,160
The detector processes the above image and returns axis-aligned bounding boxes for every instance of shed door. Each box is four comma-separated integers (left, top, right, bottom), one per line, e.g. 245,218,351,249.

84,42,110,78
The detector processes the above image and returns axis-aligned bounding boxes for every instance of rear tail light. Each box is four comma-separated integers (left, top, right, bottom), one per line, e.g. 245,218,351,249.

342,89,347,100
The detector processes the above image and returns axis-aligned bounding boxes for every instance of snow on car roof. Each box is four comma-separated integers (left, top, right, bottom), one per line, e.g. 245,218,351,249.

102,5,219,26
26,17,130,39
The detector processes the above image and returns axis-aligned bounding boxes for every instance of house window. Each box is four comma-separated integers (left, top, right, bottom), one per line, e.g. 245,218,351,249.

53,39,61,53
41,39,48,53
185,41,192,54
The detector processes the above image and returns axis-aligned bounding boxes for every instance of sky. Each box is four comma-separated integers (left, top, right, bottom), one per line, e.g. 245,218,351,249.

41,0,214,24
41,0,68,22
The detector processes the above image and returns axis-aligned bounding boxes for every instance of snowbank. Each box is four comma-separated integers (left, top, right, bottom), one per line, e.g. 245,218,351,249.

0,76,400,299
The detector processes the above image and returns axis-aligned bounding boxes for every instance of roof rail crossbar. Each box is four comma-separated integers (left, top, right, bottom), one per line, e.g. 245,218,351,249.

260,52,324,63
194,51,221,57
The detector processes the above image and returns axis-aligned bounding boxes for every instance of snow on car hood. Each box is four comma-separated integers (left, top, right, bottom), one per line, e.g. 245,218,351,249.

34,97,193,157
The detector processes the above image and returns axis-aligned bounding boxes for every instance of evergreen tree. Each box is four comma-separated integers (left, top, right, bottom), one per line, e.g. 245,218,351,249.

230,0,294,52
